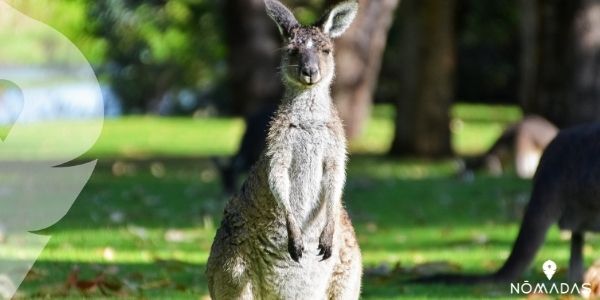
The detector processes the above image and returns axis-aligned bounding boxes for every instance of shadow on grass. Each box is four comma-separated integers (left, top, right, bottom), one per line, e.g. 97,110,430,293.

46,154,533,230
19,260,208,298
20,155,553,299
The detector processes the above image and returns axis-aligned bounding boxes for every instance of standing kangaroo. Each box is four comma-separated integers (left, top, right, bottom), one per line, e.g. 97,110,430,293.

416,123,600,284
206,1,362,299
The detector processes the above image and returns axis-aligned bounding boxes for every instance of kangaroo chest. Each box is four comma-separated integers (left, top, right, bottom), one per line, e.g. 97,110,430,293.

287,121,331,224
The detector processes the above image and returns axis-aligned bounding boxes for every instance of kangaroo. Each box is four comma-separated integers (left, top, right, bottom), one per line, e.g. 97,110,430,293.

206,1,362,299
461,115,558,179
416,123,600,284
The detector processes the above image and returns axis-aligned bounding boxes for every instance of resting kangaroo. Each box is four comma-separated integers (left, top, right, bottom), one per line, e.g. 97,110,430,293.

417,123,600,284
206,1,362,299
461,115,558,179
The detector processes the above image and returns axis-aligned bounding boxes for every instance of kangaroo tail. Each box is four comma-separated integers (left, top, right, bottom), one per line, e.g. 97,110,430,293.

493,181,561,281
411,177,561,285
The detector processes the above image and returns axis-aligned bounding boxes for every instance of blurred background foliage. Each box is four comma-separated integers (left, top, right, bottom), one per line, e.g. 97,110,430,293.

5,0,104,64
5,0,522,112
5,0,600,175
4,1,600,298
8,0,225,113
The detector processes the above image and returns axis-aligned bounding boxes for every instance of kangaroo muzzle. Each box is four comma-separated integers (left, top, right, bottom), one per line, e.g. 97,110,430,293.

299,53,321,85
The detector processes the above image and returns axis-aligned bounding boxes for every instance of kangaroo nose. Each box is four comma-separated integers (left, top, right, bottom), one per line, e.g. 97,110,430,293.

300,66,320,85
300,67,316,77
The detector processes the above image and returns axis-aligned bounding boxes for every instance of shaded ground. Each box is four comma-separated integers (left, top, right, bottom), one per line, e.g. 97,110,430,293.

9,104,598,299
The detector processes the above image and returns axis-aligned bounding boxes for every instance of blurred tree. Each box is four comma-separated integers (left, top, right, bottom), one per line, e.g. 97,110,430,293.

519,0,538,113
387,0,456,157
521,0,600,127
326,0,400,139
456,0,519,103
221,0,283,116
379,0,520,107
6,0,107,65
87,0,224,113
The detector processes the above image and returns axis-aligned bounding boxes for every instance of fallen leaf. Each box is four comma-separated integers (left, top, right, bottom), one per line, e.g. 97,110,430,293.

154,258,188,271
24,267,48,281
583,260,600,299
411,261,461,277
365,222,378,233
200,169,216,183
111,161,136,176
103,247,116,261
100,274,123,292
364,263,393,277
75,280,97,293
109,211,125,224
127,225,149,240
140,278,172,290
526,293,552,299
471,232,488,245
165,229,187,243
150,162,166,178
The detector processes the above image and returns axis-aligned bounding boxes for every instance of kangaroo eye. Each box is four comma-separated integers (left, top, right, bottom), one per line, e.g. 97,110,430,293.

322,49,332,55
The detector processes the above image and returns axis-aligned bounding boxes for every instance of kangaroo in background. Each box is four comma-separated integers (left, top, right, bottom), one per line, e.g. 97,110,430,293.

461,115,558,179
213,103,277,195
416,123,600,284
206,1,362,299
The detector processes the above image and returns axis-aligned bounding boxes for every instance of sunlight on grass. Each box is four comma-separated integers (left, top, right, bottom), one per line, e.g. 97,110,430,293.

351,103,522,155
452,104,522,155
12,104,594,299
0,103,520,161
0,127,8,140
89,117,245,159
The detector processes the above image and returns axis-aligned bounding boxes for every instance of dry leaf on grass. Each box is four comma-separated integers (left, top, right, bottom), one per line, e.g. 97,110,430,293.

61,266,129,297
411,261,461,277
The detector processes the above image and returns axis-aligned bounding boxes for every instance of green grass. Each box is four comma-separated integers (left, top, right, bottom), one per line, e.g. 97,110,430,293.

8,103,597,299
0,104,514,161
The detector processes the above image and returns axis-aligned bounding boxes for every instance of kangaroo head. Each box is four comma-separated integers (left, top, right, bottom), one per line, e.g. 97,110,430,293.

265,0,358,88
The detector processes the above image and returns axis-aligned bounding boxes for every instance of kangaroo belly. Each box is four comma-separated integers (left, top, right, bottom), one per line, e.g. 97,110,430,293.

556,162,600,232
250,225,341,299
559,194,600,232
288,127,328,224
257,252,337,299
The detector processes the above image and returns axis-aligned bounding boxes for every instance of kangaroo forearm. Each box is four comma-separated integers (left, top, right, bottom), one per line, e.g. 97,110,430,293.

267,144,293,211
268,166,292,212
324,184,343,223
323,161,345,222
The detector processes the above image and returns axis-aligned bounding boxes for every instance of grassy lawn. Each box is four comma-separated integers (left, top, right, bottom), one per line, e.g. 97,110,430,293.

7,104,598,299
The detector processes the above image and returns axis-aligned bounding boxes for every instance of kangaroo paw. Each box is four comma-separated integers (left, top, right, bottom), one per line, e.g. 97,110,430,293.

287,219,304,262
288,235,304,262
318,221,334,260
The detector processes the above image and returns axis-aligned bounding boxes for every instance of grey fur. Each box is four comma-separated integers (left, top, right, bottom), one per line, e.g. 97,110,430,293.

206,0,361,299
264,0,299,38
317,1,359,38
414,123,600,285
461,115,558,179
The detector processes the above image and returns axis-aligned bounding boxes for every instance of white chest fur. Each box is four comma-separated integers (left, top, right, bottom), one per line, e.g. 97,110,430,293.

288,122,330,225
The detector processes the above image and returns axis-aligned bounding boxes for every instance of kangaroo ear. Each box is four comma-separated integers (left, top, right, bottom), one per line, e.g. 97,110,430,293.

265,0,299,39
317,1,358,38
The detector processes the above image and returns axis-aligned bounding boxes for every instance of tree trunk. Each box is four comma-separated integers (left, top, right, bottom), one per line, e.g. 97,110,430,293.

326,0,400,139
522,0,600,127
519,0,539,111
388,0,456,157
222,0,283,116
